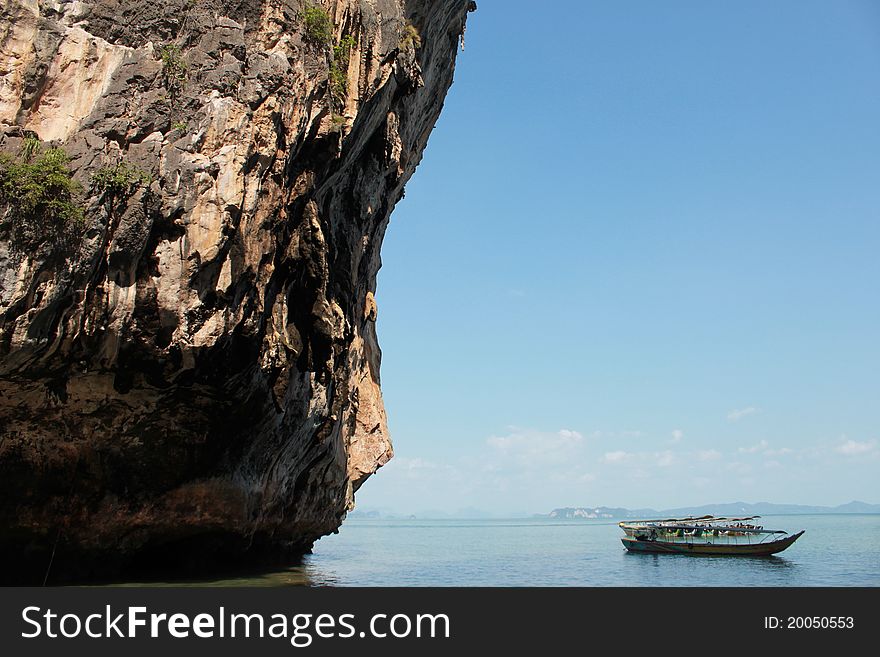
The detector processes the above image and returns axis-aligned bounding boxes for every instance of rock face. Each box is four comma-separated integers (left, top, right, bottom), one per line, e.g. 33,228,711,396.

0,0,473,582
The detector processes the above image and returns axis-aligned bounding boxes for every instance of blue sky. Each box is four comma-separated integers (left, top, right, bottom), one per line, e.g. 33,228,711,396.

355,0,880,515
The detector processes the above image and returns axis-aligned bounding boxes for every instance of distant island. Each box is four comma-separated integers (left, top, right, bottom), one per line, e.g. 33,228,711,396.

543,501,880,519
347,510,418,520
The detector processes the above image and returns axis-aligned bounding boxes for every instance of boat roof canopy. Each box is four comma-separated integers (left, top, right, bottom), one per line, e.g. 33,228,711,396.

652,524,784,534
620,515,761,525
618,515,787,534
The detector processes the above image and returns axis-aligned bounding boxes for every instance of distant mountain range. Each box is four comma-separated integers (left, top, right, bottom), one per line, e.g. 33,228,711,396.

545,501,880,519
347,501,880,520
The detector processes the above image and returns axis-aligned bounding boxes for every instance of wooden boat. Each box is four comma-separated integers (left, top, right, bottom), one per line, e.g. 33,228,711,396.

619,516,804,556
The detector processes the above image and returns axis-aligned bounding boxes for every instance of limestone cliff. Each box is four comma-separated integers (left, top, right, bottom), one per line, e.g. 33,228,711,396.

0,0,474,582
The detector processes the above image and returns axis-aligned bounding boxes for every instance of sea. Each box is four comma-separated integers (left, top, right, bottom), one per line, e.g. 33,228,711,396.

131,514,880,587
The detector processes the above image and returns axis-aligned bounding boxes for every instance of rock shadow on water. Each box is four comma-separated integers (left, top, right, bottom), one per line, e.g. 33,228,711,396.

3,530,330,587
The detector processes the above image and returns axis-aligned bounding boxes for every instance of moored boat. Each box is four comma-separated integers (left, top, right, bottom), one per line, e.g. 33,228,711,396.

619,516,804,556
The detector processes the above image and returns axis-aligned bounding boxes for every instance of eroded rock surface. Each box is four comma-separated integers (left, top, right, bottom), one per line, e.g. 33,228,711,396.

0,0,473,582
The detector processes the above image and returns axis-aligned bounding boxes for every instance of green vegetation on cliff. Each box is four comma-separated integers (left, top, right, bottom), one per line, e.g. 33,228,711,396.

159,43,188,107
298,4,355,111
400,22,422,50
91,161,151,204
0,137,82,253
330,34,356,104
300,4,334,49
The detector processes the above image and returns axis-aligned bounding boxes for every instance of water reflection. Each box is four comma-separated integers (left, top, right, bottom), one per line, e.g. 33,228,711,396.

105,553,354,587
620,549,800,586
105,563,317,588
625,551,796,569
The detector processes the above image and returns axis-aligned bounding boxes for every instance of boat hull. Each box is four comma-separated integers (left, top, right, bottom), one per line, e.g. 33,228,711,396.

621,530,804,556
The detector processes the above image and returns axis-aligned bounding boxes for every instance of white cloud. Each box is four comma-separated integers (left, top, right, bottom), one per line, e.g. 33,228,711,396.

727,406,759,422
738,440,769,454
487,428,584,454
381,456,455,481
603,450,676,467
603,450,630,463
835,439,877,457
764,447,793,457
483,427,591,477
726,461,753,475
386,456,437,471
358,421,880,516
735,441,795,459
589,429,645,440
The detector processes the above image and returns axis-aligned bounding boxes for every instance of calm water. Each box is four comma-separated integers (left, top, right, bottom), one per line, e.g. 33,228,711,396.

138,514,880,587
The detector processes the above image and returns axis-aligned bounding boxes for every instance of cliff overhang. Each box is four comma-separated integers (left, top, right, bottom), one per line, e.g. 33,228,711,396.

0,0,474,583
